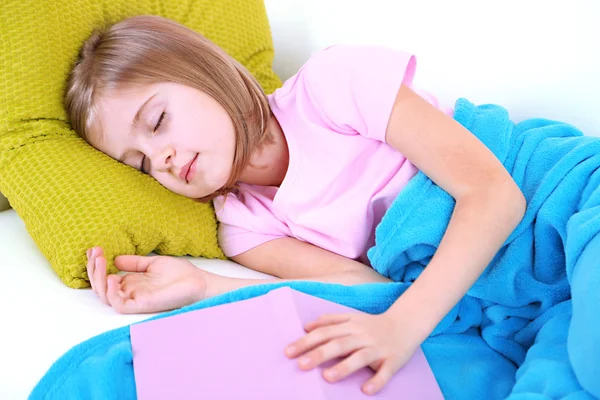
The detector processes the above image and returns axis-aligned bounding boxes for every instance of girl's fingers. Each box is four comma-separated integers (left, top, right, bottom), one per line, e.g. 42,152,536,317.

94,256,109,305
119,274,144,298
326,347,379,384
114,255,154,273
362,361,394,395
107,276,150,314
86,250,96,294
304,313,353,332
286,324,350,359
299,335,364,371
91,246,103,259
86,246,104,291
109,273,125,294
106,275,130,313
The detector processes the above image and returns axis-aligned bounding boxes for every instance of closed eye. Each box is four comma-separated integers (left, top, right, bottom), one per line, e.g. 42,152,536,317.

154,111,165,132
139,155,148,173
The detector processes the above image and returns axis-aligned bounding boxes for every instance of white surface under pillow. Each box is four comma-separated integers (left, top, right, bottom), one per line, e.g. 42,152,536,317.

0,209,272,399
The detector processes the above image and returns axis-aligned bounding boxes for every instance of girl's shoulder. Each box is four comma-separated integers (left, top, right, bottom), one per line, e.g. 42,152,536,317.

273,44,415,99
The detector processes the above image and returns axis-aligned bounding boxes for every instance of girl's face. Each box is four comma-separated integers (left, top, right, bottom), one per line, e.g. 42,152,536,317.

92,82,236,199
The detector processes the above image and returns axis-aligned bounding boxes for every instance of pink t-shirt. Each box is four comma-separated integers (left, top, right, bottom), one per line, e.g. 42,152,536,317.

214,45,452,264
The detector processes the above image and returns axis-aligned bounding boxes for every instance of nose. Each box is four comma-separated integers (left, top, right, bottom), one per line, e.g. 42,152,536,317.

152,146,176,172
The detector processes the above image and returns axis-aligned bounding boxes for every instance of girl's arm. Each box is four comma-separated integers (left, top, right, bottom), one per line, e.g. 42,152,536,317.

196,237,392,298
381,84,526,339
229,84,525,329
281,85,526,396
231,237,390,283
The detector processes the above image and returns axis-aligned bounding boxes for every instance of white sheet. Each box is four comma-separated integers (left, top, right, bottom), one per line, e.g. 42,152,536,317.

0,210,271,399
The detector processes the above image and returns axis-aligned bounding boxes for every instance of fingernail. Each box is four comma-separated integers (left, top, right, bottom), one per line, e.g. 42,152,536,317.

364,384,376,394
299,357,310,367
285,346,295,356
325,369,338,381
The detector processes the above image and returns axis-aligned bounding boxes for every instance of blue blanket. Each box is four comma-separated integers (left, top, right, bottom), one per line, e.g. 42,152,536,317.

30,99,600,399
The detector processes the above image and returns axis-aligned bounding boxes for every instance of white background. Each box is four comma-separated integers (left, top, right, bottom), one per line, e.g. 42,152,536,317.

265,0,600,136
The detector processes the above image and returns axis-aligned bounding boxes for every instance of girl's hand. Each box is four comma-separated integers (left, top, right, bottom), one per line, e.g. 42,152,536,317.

284,311,420,395
86,247,207,314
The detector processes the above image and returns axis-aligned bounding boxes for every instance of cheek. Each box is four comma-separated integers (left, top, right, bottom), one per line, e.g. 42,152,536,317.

197,155,231,189
221,131,236,174
208,157,232,183
153,172,179,191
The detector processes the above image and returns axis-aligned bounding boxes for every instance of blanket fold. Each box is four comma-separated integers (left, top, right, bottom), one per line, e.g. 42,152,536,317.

29,99,599,400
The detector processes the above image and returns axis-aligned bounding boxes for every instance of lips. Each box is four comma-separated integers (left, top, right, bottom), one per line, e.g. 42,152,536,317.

179,153,198,183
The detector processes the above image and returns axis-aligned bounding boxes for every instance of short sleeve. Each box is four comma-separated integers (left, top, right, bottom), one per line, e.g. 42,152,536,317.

213,186,289,258
217,223,283,258
302,44,417,143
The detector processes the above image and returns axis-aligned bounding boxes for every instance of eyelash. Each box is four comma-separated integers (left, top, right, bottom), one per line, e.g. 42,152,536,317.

139,155,147,173
140,111,166,172
154,111,166,132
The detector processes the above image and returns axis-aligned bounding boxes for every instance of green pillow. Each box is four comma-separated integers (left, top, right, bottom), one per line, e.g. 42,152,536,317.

0,0,282,288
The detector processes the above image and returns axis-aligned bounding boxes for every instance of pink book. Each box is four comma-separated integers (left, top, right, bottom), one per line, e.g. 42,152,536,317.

130,287,444,399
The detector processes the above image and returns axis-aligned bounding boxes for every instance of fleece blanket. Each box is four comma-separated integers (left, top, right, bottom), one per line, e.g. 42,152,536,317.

30,99,599,399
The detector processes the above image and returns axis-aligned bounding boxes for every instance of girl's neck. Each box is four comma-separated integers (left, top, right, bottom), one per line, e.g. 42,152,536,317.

238,115,289,187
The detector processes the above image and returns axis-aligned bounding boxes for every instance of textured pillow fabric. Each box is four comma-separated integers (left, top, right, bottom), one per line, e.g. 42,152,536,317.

0,0,282,288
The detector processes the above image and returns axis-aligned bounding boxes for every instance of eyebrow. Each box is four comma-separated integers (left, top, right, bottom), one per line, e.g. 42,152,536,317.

117,94,157,163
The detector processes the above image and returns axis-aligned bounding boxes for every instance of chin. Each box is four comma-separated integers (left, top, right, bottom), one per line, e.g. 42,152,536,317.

188,187,215,200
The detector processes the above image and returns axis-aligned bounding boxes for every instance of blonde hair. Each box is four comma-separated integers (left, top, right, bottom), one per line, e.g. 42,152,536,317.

64,15,272,202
